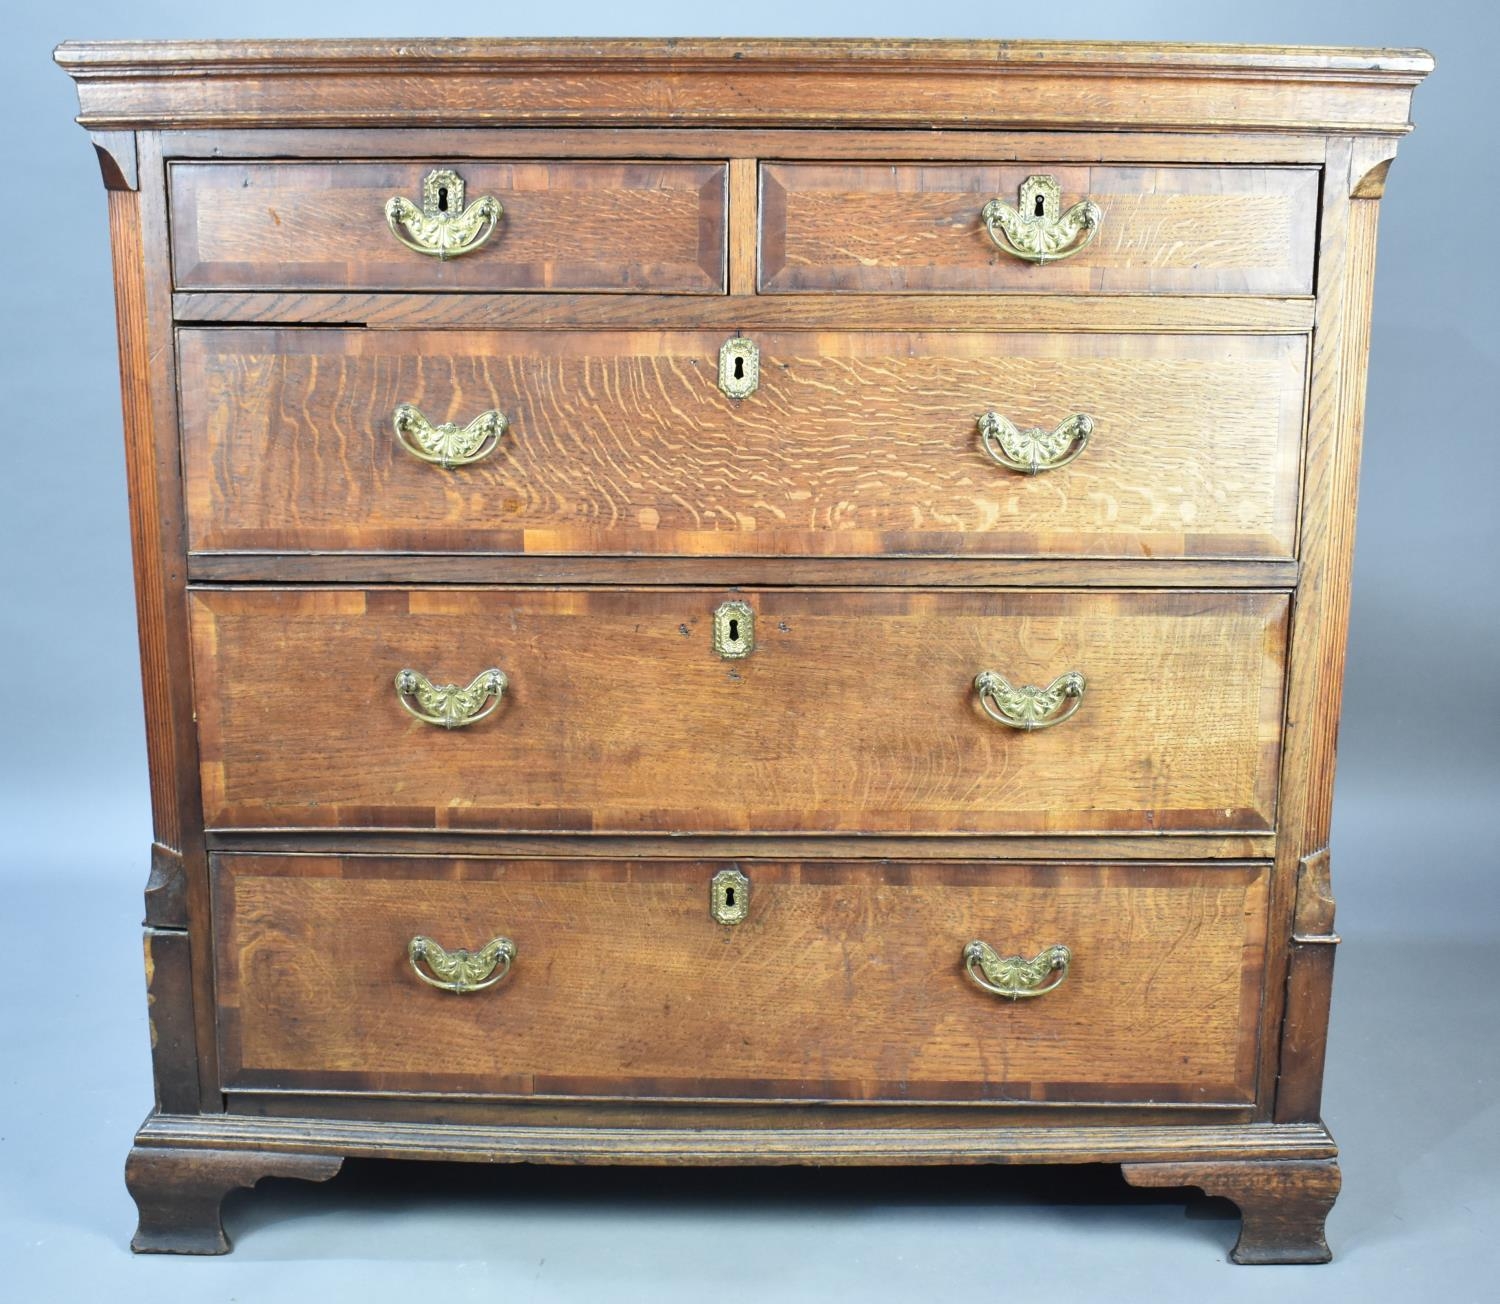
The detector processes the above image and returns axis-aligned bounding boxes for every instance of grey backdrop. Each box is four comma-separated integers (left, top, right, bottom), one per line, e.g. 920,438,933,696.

2,1,1496,1299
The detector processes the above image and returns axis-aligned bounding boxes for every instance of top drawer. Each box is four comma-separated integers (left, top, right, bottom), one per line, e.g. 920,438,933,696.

169,161,728,292
760,164,1318,294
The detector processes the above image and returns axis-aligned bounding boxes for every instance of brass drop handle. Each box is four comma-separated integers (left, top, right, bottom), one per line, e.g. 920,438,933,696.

963,941,1071,1000
407,935,515,993
973,670,1086,731
978,412,1093,475
981,174,1102,265
393,403,508,469
385,167,502,260
395,668,508,729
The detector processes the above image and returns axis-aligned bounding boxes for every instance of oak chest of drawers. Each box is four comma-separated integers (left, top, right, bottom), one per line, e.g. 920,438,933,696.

57,38,1431,1262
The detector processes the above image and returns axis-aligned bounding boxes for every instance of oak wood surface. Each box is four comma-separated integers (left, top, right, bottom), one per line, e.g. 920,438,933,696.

172,290,1318,331
55,40,1432,135
58,37,1432,1260
158,126,1333,165
213,854,1268,1103
761,164,1318,294
170,160,727,292
179,327,1306,560
189,586,1289,835
184,554,1302,590
206,830,1280,862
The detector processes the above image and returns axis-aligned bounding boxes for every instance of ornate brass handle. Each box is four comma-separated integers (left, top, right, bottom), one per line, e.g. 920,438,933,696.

407,935,515,993
395,668,508,729
385,167,502,260
978,412,1093,475
981,174,1102,265
393,403,508,469
963,941,1071,1000
973,670,1086,731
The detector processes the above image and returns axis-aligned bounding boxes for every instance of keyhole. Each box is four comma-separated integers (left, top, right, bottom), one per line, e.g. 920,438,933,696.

728,618,740,642
733,355,745,380
724,887,736,907
1034,194,1046,217
437,186,449,212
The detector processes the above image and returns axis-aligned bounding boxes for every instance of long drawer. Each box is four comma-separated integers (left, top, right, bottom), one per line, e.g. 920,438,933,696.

179,328,1306,560
213,854,1269,1104
760,163,1318,294
189,587,1288,834
169,160,728,292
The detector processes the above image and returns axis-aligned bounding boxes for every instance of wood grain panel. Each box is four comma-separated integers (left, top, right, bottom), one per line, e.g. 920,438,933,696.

761,164,1317,294
189,587,1288,834
57,39,1432,136
213,855,1269,1103
170,161,726,292
172,291,1317,332
179,329,1306,560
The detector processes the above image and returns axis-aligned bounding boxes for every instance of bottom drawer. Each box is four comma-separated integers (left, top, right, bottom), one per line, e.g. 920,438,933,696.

213,855,1268,1105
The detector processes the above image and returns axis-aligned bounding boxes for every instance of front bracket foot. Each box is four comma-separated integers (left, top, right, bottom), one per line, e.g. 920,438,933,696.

1121,1157,1341,1264
125,1143,344,1254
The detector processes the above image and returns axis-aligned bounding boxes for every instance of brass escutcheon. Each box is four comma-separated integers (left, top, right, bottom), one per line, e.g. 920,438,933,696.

713,600,755,659
718,335,760,399
710,868,750,925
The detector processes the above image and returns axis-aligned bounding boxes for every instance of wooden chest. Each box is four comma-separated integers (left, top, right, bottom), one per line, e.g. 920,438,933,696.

56,38,1431,1262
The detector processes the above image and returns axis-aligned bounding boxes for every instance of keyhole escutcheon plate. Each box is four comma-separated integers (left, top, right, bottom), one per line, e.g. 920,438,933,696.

713,600,755,659
711,868,750,926
718,335,760,399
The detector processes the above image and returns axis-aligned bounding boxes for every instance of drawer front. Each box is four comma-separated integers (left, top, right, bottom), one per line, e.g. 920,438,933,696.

170,161,727,292
761,163,1318,294
180,328,1305,560
190,587,1287,834
214,855,1268,1104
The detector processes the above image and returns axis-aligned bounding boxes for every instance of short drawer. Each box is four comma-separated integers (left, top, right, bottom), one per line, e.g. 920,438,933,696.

169,160,727,292
189,587,1287,834
213,855,1269,1104
760,163,1318,294
180,328,1305,561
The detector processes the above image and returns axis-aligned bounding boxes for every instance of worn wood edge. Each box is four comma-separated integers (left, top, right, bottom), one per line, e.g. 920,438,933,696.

203,831,1277,860
54,39,1435,75
55,41,1432,135
1262,137,1384,1120
170,291,1318,333
135,1112,1337,1166
185,555,1301,588
154,126,1332,164
130,134,221,1108
142,929,198,1114
143,843,187,928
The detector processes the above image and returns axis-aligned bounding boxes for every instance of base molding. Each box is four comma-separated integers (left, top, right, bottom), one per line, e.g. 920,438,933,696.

128,1112,1338,1259
136,1111,1335,1168
1122,1157,1341,1264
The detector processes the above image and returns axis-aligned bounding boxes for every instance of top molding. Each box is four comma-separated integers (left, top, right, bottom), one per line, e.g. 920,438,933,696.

56,38,1433,135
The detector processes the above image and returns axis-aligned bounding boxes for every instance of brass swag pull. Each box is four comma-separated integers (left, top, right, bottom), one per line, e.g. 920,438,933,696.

978,411,1093,475
973,669,1086,731
395,668,509,729
407,935,515,994
963,941,1071,1000
393,403,509,469
385,167,502,260
981,174,1103,265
